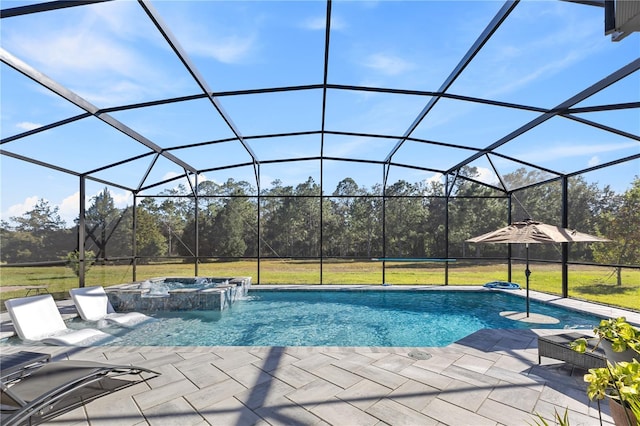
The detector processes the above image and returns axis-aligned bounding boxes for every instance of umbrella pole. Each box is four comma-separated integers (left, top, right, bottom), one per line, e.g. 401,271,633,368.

525,243,530,317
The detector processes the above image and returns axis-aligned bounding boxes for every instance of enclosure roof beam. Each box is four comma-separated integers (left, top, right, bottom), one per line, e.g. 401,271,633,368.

1,113,90,146
0,48,197,175
384,0,519,164
138,0,258,166
1,149,80,177
566,101,640,113
564,153,640,179
446,58,640,175
83,152,155,176
488,152,564,177
0,0,111,18
2,147,135,193
84,175,135,193
319,0,332,159
561,113,640,141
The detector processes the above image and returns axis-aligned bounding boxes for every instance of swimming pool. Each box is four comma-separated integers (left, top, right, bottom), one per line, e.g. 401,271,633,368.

64,289,603,347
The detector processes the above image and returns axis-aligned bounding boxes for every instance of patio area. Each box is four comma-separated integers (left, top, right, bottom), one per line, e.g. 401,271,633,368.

0,330,615,426
2,289,639,426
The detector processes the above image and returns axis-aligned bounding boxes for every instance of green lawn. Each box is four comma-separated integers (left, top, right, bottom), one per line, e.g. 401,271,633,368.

1,260,638,312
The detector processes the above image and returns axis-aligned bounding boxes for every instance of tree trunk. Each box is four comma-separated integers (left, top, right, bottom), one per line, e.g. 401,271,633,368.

617,266,622,286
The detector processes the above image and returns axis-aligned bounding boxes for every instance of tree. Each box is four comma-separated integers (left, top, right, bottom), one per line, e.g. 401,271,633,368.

135,198,167,260
260,179,294,257
384,180,429,257
1,230,40,263
84,188,129,261
178,178,257,259
157,187,192,256
260,177,322,258
211,196,249,257
448,168,508,258
350,195,383,257
507,170,562,224
2,199,73,263
592,177,640,285
291,177,321,257
66,249,96,277
12,198,66,232
327,178,361,257
566,176,609,261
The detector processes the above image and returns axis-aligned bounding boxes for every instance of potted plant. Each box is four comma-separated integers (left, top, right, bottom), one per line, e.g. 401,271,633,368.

571,317,640,426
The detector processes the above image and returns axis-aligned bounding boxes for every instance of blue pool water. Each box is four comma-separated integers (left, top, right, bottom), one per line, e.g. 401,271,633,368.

87,290,602,347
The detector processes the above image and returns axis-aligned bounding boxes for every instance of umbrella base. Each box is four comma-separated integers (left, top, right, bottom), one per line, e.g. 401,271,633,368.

500,311,560,324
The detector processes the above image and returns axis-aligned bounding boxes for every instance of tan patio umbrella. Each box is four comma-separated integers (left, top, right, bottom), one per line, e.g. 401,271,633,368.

466,220,609,317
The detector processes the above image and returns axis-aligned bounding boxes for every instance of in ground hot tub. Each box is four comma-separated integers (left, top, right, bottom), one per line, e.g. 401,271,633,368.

104,277,251,312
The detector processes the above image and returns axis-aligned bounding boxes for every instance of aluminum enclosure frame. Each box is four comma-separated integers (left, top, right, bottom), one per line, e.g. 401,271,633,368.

1,0,638,289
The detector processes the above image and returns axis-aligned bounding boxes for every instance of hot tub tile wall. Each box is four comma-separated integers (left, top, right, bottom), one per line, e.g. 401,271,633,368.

105,277,251,312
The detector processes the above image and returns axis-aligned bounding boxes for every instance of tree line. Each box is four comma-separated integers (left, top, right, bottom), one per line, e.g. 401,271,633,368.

1,168,638,281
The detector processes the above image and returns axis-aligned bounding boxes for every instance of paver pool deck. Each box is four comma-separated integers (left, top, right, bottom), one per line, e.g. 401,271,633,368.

1,286,639,425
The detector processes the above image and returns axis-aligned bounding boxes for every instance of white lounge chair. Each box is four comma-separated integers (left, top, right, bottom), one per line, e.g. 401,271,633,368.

4,295,111,346
69,286,151,327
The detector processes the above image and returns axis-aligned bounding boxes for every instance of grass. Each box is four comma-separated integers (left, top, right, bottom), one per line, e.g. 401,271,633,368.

1,260,638,312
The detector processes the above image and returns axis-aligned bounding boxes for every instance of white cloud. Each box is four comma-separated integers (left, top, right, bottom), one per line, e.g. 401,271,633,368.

362,53,414,76
185,173,209,187
489,50,584,98
87,1,142,39
2,188,146,227
3,195,76,227
329,16,346,31
110,190,133,208
588,156,601,167
76,79,155,108
302,16,327,31
16,121,42,131
426,173,443,185
301,15,346,31
164,14,256,65
476,167,499,185
454,3,606,101
195,173,209,185
3,2,186,106
3,196,39,220
421,173,445,190
189,34,256,64
13,28,140,79
57,190,132,225
59,192,80,224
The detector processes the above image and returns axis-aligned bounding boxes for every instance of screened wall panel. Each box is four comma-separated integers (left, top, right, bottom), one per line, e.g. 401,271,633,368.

322,259,383,285
323,196,383,258
383,262,447,285
384,196,431,258
82,182,134,261
259,259,321,285
0,157,77,264
192,196,258,258
450,196,509,258
0,0,637,304
259,197,321,258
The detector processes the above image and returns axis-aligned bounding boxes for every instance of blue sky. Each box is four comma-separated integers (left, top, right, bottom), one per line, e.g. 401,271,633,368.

1,0,639,226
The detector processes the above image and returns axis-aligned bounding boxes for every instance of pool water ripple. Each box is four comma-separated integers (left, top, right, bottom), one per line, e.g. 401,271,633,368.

95,290,601,347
